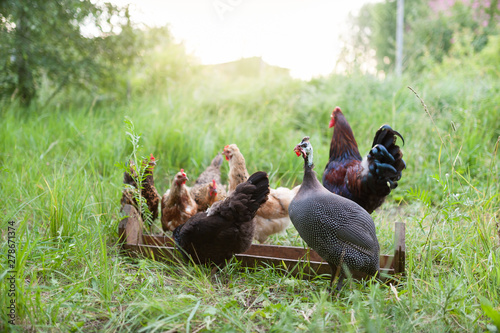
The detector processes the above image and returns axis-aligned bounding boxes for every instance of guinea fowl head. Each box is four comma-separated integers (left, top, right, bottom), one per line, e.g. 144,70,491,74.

209,179,218,197
174,169,188,186
329,106,342,128
294,136,314,168
223,144,239,161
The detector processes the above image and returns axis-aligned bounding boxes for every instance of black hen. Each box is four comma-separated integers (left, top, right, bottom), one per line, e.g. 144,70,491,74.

323,107,406,213
173,171,270,266
289,137,380,290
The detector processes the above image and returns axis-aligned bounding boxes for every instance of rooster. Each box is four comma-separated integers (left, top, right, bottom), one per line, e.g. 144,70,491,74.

120,154,160,227
322,107,406,214
161,169,198,232
223,144,300,243
190,153,227,211
173,171,269,267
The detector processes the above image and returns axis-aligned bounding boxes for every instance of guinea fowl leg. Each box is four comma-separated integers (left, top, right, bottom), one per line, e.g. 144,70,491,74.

329,245,347,294
329,265,345,294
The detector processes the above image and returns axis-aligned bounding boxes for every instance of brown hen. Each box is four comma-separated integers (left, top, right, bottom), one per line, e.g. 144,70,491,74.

120,154,160,227
190,153,227,211
161,169,198,232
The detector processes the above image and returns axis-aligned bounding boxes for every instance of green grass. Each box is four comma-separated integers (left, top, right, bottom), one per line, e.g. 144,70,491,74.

0,66,499,332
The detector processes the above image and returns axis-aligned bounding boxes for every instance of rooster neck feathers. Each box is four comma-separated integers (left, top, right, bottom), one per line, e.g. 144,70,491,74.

329,113,362,163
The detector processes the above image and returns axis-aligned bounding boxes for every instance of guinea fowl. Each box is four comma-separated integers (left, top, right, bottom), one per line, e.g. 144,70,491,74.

120,154,160,226
161,169,198,232
190,153,227,211
289,136,380,290
173,171,270,267
223,144,300,243
323,107,406,213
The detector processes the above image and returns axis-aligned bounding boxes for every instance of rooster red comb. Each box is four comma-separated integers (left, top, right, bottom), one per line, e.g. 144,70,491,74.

180,168,186,177
329,107,342,128
224,145,229,150
150,153,155,161
212,179,216,188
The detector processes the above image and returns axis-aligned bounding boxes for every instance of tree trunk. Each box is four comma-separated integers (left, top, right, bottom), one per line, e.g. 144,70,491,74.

15,6,35,107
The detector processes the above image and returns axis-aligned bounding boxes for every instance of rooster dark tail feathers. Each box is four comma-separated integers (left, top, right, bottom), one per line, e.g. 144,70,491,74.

367,125,406,190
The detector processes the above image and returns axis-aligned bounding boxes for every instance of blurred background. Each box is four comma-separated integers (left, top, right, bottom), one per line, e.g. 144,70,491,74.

1,0,498,107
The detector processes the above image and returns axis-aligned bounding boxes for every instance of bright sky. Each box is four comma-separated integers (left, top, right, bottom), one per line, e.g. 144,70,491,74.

109,0,378,79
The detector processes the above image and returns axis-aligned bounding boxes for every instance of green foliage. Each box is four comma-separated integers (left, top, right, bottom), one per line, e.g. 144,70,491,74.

128,26,200,97
0,0,136,107
342,0,500,74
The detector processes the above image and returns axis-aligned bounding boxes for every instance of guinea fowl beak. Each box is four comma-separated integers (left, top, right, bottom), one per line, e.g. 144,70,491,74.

294,145,302,157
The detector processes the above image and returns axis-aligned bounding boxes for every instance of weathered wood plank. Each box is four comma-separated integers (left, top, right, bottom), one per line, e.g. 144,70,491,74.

118,211,405,279
118,204,144,245
394,222,406,275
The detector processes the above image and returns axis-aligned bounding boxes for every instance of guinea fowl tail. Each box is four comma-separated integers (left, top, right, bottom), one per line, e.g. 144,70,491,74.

367,125,406,191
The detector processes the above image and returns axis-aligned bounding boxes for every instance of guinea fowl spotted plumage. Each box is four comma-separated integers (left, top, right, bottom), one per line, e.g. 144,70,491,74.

323,107,406,213
173,171,270,267
289,136,380,290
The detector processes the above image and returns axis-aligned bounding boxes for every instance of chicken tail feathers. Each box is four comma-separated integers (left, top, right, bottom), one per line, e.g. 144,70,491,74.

245,171,270,205
365,125,406,194
211,171,270,222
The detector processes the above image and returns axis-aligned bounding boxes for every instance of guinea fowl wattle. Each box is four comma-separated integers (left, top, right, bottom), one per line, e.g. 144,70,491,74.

288,136,380,290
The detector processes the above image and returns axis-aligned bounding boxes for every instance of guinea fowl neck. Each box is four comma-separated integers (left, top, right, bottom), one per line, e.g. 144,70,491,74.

302,161,322,190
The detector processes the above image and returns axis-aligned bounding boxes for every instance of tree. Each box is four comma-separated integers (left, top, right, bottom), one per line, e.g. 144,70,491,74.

0,0,136,107
339,0,500,75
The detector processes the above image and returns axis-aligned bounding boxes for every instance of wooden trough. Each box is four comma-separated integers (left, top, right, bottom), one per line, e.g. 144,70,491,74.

118,204,406,281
